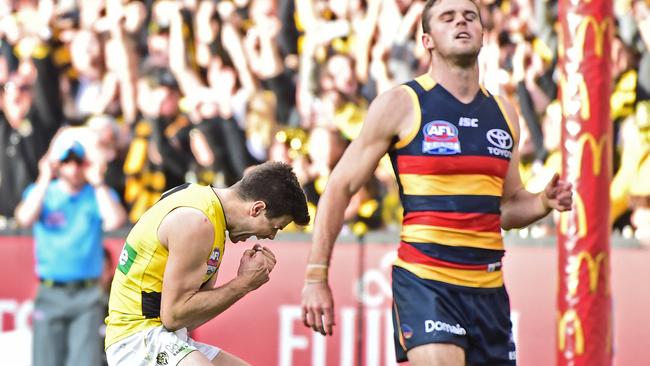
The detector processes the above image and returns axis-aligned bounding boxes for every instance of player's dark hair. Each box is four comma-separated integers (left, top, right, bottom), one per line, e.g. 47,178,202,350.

234,162,310,225
422,0,482,35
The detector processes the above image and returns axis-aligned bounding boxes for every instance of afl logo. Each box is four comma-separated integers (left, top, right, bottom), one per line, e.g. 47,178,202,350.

486,129,513,149
422,121,461,155
206,248,221,276
207,248,221,266
424,121,458,141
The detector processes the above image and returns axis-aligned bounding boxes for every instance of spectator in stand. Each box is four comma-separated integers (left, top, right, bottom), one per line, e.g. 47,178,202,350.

65,29,105,122
123,65,190,222
87,114,128,206
244,0,297,124
14,136,126,366
0,42,63,224
244,91,281,163
169,2,255,188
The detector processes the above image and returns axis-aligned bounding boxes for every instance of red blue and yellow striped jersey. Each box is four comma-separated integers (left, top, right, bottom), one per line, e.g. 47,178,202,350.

389,74,518,288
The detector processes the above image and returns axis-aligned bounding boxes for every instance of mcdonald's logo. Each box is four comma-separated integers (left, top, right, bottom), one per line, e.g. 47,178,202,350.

558,309,584,355
559,71,590,120
559,16,613,63
574,133,609,177
559,191,586,238
567,250,609,296
575,16,612,62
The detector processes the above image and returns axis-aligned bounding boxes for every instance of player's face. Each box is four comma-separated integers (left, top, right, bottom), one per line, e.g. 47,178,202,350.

229,209,292,243
423,0,483,63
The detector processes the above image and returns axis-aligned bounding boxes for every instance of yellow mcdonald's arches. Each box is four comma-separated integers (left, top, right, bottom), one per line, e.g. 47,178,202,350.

574,133,609,178
574,16,612,62
559,71,591,120
558,16,613,62
560,191,587,238
568,251,609,296
557,309,585,355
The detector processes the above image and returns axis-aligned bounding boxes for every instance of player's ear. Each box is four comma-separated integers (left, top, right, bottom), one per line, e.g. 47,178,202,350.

250,201,266,217
422,33,435,51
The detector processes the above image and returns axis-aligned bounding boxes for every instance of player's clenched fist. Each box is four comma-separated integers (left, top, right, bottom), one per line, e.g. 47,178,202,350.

252,243,277,273
237,245,277,291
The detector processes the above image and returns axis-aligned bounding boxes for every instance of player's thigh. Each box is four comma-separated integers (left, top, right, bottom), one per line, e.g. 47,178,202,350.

210,351,250,366
173,350,214,366
407,343,465,366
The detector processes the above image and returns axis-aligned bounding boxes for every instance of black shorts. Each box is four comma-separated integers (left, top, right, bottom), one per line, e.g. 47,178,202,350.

391,266,516,365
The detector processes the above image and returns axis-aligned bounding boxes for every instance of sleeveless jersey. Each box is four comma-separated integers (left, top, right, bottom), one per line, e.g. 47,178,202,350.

389,74,518,288
105,183,226,347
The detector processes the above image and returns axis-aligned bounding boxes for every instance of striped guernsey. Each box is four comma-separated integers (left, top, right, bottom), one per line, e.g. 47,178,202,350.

389,74,518,288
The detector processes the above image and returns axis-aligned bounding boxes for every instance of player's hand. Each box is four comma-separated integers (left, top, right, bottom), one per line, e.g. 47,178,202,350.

252,244,277,273
301,282,335,336
236,246,274,291
542,173,573,212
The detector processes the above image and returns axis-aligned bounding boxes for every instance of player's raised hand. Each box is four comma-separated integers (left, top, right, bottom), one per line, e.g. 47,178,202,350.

542,173,573,212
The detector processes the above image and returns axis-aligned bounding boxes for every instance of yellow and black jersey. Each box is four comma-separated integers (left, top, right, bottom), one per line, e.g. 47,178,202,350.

389,74,518,288
105,183,226,348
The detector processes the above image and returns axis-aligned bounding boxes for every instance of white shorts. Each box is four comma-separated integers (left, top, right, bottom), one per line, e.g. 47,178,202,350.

106,326,220,366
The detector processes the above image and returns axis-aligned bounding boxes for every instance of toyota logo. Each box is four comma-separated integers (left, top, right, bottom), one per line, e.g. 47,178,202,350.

486,129,513,149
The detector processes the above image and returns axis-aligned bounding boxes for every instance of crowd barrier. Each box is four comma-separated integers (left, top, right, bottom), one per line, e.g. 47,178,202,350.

0,234,648,365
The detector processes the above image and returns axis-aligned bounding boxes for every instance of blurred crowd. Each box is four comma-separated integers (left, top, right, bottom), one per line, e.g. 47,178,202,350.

0,0,649,243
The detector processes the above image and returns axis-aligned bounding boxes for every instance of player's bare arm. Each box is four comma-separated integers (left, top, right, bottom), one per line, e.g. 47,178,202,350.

158,207,274,331
195,245,274,299
499,97,573,229
302,86,414,336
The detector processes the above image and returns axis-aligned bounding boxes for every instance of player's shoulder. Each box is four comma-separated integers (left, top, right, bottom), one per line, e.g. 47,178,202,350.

366,85,414,122
372,85,413,108
358,86,416,140
159,206,214,242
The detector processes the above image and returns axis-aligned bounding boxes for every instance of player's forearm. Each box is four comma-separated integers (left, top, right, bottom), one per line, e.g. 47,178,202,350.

308,184,353,269
500,189,551,230
161,277,253,331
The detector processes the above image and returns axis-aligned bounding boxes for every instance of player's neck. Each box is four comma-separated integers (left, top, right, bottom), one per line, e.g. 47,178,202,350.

213,187,240,232
429,56,480,103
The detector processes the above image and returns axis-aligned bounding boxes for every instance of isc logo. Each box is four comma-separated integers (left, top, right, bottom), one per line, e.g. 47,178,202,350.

459,117,478,127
